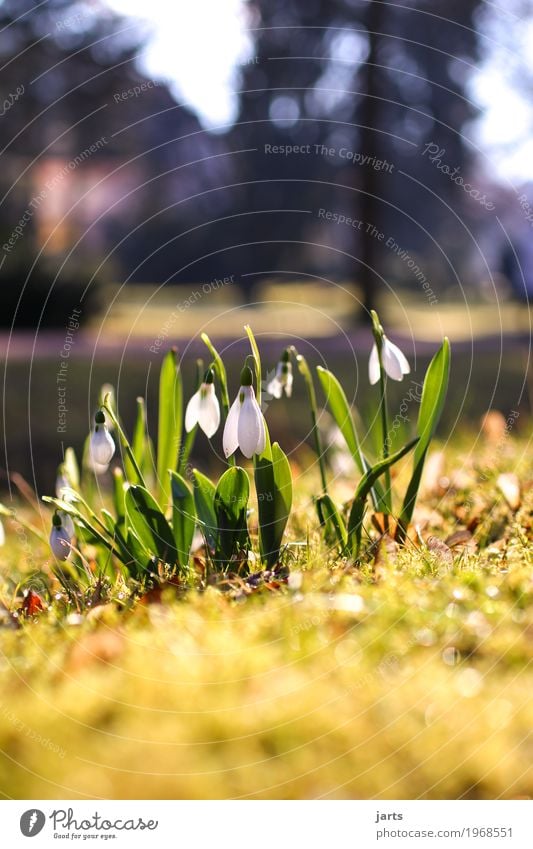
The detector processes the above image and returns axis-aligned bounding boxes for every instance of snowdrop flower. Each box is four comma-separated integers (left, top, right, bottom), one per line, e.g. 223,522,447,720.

89,410,115,466
369,334,410,384
223,366,266,459
267,349,293,399
55,468,78,503
49,512,72,561
59,511,75,539
185,369,220,438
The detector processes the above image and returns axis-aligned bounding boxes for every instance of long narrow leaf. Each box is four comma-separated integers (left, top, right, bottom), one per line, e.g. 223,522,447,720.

316,366,365,474
254,442,292,567
192,469,218,549
214,466,250,566
347,437,419,558
316,493,347,550
124,485,177,566
157,348,182,506
170,471,195,570
397,339,450,541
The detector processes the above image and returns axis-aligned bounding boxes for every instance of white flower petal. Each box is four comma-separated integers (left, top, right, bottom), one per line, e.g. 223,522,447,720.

223,395,241,457
387,339,410,376
383,338,405,381
284,372,293,398
368,343,380,385
59,511,75,539
90,427,115,465
238,390,264,458
256,405,266,455
0,520,4,547
267,377,283,399
199,390,220,438
86,456,109,475
50,526,71,561
185,389,201,433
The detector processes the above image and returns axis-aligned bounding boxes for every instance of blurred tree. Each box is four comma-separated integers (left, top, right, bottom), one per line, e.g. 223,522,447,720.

0,0,230,323
232,0,484,316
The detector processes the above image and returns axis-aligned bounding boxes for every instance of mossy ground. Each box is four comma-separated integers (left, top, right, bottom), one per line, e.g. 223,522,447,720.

0,431,531,800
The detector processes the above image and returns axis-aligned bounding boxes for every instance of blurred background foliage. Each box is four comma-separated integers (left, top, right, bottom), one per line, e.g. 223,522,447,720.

0,0,529,320
0,0,531,488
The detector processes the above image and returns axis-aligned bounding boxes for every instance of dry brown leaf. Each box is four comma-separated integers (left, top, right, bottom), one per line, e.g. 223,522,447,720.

20,590,45,617
497,473,521,510
371,513,398,537
445,529,478,553
426,535,454,567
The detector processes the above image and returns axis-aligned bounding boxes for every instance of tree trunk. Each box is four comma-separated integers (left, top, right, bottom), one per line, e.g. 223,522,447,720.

356,0,386,322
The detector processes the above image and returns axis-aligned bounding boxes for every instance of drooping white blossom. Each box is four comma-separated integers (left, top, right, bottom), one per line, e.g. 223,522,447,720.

89,411,115,466
369,336,410,385
223,368,266,459
267,350,293,399
185,372,220,438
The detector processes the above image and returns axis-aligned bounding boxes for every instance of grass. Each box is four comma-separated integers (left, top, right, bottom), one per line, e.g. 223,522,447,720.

0,430,532,800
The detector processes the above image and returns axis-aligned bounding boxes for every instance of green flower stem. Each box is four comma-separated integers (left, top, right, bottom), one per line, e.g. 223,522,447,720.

200,333,235,466
200,333,230,417
377,346,392,520
291,347,329,495
102,395,148,489
370,312,392,525
244,324,262,407
178,359,203,476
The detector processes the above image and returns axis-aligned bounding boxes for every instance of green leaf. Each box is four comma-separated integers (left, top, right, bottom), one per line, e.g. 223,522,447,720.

316,367,389,517
192,469,218,549
347,437,419,558
123,396,150,481
254,442,292,567
125,529,154,577
316,366,365,474
214,466,250,565
397,339,450,541
157,349,183,507
315,493,347,550
112,467,126,522
170,471,195,570
63,447,80,489
124,485,177,566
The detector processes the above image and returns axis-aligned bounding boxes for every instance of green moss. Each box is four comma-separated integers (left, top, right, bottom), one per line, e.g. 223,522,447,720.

0,434,531,799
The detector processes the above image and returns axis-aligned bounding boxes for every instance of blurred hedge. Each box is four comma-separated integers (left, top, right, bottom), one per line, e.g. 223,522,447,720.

0,255,104,328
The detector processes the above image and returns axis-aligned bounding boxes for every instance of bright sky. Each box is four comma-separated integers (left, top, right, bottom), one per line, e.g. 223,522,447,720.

104,0,533,181
105,0,252,130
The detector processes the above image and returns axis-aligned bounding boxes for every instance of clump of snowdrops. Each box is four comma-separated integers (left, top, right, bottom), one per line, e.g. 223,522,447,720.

0,316,449,598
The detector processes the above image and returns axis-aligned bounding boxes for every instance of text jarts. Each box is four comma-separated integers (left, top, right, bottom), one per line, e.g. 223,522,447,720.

375,811,404,823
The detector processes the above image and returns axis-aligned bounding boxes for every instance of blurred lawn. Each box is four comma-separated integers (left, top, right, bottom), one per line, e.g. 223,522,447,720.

99,281,531,341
